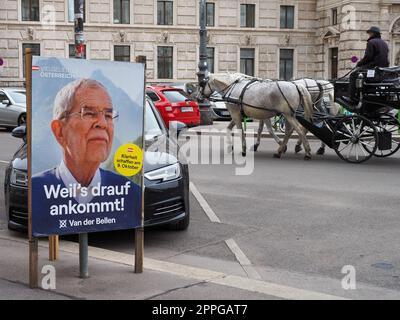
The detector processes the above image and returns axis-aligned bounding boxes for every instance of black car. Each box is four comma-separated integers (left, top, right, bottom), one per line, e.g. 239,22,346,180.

4,98,190,232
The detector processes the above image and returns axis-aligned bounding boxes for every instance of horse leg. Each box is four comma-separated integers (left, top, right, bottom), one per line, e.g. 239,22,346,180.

317,142,326,155
226,119,236,153
251,120,264,152
266,118,282,145
286,117,312,160
228,107,246,156
295,128,307,154
273,121,293,159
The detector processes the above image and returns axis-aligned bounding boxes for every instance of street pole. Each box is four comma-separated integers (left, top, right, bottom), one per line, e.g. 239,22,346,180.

74,0,89,279
197,0,213,125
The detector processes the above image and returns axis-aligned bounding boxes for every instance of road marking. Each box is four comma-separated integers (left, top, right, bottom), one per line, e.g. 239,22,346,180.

0,160,9,165
225,238,262,280
189,182,221,223
48,238,348,300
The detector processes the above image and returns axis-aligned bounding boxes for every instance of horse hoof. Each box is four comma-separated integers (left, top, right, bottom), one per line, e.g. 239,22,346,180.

295,145,302,154
242,152,247,157
273,153,281,159
251,145,259,152
304,155,312,161
316,148,325,155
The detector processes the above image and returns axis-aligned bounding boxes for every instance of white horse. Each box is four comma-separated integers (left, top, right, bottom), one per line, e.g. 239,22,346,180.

252,79,340,155
201,73,314,160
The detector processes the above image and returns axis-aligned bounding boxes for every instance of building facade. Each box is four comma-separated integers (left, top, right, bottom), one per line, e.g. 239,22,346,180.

1,0,400,87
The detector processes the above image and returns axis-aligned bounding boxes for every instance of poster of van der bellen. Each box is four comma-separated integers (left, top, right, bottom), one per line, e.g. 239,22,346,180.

31,57,144,237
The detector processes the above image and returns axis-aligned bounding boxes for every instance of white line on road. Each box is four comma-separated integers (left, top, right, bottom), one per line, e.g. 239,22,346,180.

0,160,9,165
189,182,221,223
34,237,347,300
225,238,262,280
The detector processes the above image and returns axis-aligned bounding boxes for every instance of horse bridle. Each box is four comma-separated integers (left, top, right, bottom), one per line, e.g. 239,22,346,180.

200,77,242,101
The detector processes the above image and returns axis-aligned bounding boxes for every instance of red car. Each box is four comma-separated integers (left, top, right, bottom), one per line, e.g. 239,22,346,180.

146,86,200,128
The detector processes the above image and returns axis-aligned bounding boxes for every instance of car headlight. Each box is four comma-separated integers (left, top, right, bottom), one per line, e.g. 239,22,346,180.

144,163,181,182
10,169,28,187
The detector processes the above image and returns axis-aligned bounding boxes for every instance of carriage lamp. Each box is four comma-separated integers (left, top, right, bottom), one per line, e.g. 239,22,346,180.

356,73,364,89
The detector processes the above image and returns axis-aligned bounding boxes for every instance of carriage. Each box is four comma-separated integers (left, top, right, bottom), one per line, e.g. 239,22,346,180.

296,67,400,163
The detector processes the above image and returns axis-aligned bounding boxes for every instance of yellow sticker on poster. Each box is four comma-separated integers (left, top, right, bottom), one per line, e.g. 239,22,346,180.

114,143,143,177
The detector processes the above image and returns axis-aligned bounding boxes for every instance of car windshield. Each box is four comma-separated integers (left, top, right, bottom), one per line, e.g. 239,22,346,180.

8,91,26,104
162,90,190,103
145,100,163,139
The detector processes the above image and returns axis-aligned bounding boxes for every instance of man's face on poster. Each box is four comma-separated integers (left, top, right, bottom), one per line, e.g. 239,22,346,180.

53,85,114,165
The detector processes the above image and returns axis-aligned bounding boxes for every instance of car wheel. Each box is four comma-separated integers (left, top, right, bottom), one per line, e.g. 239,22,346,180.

169,212,190,231
18,113,26,126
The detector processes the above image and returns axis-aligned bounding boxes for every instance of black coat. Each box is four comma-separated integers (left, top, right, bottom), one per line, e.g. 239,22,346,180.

357,35,389,68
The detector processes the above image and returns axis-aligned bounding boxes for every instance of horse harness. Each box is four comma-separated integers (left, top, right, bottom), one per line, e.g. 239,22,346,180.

217,78,303,117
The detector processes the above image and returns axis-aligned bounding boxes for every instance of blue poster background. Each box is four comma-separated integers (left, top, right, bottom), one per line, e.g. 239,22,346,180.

31,57,144,237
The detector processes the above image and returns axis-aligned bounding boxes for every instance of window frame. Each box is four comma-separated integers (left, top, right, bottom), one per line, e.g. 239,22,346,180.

21,0,40,22
206,2,215,27
113,45,131,62
113,0,130,24
157,0,173,26
207,47,215,73
157,46,174,79
280,5,295,29
240,4,256,28
332,8,338,26
279,49,294,81
21,43,41,78
240,48,255,77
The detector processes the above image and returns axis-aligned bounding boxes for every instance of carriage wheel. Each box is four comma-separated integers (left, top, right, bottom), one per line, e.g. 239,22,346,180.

332,115,378,163
366,114,400,157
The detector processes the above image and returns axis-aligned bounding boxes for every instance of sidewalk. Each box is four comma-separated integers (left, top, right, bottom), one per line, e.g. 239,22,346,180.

0,231,284,300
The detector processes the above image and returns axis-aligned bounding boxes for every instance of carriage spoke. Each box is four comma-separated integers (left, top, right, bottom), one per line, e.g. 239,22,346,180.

358,143,368,157
347,143,355,160
335,130,352,139
338,142,352,153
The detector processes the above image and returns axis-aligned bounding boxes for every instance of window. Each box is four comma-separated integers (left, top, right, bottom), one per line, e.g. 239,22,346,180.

114,0,130,24
68,0,86,23
21,0,39,21
240,4,255,28
69,44,86,58
240,49,255,76
162,90,189,103
332,8,338,25
22,43,40,76
146,90,161,102
330,47,338,79
280,6,294,29
207,47,215,73
206,2,215,27
114,45,130,62
279,49,294,80
157,1,173,25
158,46,173,79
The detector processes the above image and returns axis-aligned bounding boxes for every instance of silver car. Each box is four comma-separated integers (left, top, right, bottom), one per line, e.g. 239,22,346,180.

0,88,26,129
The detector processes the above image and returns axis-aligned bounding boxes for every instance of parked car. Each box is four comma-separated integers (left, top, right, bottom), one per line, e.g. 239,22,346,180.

209,93,231,121
163,82,213,125
0,88,26,129
4,97,190,232
146,85,201,129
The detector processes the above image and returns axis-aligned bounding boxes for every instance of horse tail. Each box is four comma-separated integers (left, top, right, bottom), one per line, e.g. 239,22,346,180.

295,83,313,121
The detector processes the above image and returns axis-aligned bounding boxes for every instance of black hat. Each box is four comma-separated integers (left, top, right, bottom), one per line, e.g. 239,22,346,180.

367,26,381,34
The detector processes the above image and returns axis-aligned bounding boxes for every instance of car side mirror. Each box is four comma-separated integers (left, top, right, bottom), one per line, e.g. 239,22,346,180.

12,125,26,141
1,99,10,106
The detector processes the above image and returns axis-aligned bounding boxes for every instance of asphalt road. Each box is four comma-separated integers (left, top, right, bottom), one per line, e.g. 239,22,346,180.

1,123,400,299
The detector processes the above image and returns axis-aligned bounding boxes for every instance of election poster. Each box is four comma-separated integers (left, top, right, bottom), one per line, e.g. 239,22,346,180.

30,57,144,237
